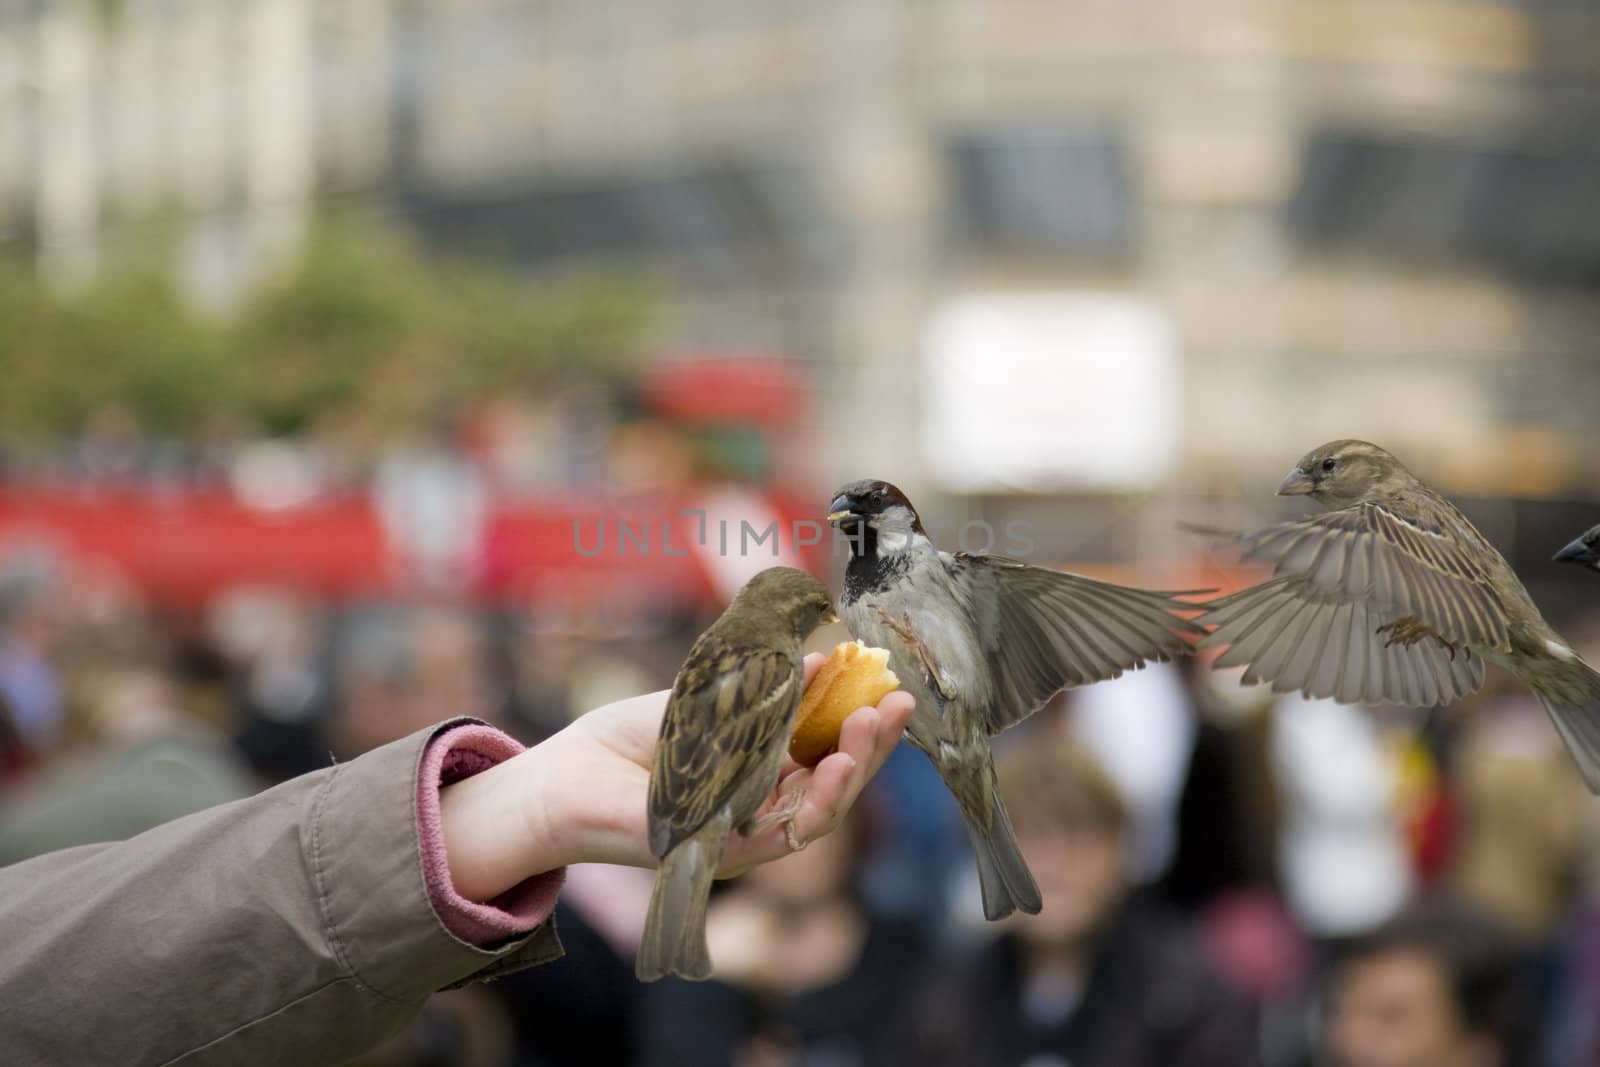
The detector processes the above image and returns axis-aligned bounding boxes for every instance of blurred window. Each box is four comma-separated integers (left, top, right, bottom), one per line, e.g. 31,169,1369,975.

1290,128,1600,282
405,162,819,273
948,125,1131,260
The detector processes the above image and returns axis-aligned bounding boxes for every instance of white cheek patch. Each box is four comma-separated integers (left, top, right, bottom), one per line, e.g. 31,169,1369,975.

877,525,912,553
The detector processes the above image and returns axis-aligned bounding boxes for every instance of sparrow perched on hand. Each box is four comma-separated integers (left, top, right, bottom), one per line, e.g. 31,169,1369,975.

637,566,836,982
1554,525,1600,572
827,480,1201,920
1196,439,1600,791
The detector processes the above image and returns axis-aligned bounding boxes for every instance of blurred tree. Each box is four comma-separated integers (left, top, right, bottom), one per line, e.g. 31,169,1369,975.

0,215,649,447
0,255,224,444
235,216,648,436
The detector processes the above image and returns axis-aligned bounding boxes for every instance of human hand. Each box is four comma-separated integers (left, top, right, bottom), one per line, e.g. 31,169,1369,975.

439,654,914,901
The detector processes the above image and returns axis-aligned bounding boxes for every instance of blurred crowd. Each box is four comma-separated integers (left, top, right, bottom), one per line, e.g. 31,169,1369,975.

3,528,1599,1067
0,383,706,502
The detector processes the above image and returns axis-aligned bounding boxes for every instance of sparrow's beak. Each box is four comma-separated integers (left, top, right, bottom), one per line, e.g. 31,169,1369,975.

826,496,855,524
1277,468,1314,497
1554,537,1594,565
822,609,839,626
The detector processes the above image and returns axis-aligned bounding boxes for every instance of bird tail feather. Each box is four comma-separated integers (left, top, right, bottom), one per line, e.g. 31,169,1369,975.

635,811,731,982
1533,659,1600,794
965,792,1042,921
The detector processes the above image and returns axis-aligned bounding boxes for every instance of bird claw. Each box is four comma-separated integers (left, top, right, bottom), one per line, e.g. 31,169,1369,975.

746,787,808,851
875,608,948,701
1375,616,1460,658
875,608,919,646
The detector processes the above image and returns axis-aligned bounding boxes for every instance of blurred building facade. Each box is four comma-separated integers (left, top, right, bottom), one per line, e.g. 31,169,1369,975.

3,0,1600,510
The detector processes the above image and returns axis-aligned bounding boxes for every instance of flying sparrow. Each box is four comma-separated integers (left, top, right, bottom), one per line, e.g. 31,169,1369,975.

1196,439,1600,791
828,480,1201,920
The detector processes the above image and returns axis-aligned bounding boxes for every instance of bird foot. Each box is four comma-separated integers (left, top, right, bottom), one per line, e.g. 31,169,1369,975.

875,608,948,701
1376,616,1457,657
745,787,808,852
874,608,919,647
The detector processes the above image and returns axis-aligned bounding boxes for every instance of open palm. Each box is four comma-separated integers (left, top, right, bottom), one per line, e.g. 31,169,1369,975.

545,653,915,876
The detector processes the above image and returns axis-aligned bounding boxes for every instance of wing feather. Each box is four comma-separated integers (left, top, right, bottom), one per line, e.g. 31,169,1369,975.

1230,498,1512,653
648,642,801,858
949,554,1200,734
1198,576,1486,707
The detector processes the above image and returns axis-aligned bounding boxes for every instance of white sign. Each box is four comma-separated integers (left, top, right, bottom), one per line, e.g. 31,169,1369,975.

921,292,1180,491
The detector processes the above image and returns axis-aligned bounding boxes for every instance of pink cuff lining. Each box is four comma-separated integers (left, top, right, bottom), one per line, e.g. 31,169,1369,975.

417,724,565,946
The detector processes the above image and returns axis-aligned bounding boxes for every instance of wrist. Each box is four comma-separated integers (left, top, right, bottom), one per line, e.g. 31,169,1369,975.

518,729,578,874
439,740,567,901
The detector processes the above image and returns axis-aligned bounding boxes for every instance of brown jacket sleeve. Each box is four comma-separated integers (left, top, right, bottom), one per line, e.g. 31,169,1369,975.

1,719,563,1067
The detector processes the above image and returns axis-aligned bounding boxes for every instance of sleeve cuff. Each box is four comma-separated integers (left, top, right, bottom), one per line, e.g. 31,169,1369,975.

417,724,565,946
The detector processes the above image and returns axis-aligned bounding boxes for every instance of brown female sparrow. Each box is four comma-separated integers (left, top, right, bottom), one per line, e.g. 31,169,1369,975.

1197,439,1600,792
637,566,836,981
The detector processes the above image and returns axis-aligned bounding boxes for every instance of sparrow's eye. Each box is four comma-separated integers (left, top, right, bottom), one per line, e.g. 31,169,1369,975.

1320,458,1337,473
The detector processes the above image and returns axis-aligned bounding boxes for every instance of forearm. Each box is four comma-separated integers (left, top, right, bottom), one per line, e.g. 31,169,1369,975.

0,720,562,1067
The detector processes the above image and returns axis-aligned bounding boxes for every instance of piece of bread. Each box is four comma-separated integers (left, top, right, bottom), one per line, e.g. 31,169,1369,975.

789,641,900,767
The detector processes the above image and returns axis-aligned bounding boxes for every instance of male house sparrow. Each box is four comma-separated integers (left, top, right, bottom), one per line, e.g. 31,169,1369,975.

637,566,837,982
1196,439,1600,791
1554,524,1600,572
827,480,1201,920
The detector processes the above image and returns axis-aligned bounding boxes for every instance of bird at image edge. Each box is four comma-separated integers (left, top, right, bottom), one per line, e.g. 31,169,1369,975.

1195,439,1600,794
1554,523,1600,573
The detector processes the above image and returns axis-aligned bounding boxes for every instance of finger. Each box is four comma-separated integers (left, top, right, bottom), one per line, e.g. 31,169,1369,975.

835,691,913,779
871,692,915,760
785,694,913,844
788,748,862,844
833,704,882,772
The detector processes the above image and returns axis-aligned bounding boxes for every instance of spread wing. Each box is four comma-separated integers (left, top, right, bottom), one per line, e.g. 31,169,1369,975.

647,641,801,858
1196,497,1506,706
1201,576,1485,705
949,554,1203,734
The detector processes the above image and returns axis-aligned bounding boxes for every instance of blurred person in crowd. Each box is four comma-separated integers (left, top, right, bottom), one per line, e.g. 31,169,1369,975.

344,987,515,1067
0,542,69,758
1448,686,1587,943
1165,658,1283,914
898,733,1256,1067
1164,661,1313,1066
1536,611,1600,1067
0,647,255,864
210,585,333,782
1320,897,1532,1067
487,892,645,1067
331,603,502,756
0,691,27,782
857,740,969,928
637,798,928,1067
71,404,147,481
374,415,490,592
1069,661,1196,885
1272,694,1413,942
